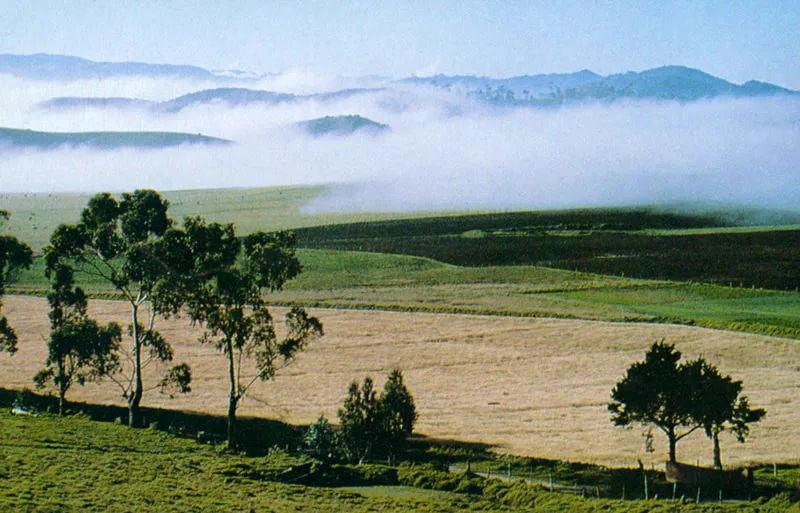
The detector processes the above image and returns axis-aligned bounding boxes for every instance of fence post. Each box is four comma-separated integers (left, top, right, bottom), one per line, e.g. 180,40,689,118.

696,487,701,504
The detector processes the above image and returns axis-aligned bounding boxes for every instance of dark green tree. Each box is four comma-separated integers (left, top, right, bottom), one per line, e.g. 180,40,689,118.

686,358,766,469
45,190,191,426
0,210,33,357
378,369,417,459
608,340,700,463
338,370,418,463
338,376,381,463
33,263,122,414
175,216,323,450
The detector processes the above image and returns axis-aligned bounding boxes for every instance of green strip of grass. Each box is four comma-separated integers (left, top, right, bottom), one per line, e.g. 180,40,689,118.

8,249,800,340
1,410,796,512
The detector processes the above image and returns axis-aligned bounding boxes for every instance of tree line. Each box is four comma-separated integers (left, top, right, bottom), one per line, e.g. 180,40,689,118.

1,190,326,450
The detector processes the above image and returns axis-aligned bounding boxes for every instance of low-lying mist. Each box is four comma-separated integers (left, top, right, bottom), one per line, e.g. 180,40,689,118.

1,73,798,214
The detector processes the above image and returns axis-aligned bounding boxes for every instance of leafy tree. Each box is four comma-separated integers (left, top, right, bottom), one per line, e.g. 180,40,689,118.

45,190,191,426
686,358,766,469
175,216,323,450
378,369,417,459
608,340,700,463
338,377,381,463
0,210,33,357
338,370,418,463
33,263,121,414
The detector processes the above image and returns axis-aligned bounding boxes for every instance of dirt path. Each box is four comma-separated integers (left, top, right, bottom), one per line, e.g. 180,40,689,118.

1,295,798,467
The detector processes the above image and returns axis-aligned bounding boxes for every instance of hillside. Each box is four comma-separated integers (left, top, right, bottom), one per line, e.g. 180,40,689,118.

0,53,217,81
408,65,799,105
298,115,390,136
0,127,231,150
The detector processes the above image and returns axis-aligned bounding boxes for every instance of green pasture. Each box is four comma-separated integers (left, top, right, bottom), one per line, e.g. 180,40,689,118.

3,187,799,340
8,248,800,339
1,410,797,512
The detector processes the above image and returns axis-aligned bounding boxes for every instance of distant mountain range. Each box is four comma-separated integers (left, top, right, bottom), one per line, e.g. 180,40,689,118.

0,53,218,81
40,87,386,113
3,54,797,151
3,53,796,105
0,127,230,150
405,65,798,104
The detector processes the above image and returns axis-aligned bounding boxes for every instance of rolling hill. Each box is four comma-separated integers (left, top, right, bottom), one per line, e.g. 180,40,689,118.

298,115,390,136
0,127,231,150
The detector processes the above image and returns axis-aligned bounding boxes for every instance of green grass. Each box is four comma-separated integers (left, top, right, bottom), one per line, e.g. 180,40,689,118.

1,409,797,512
8,248,800,340
0,185,468,252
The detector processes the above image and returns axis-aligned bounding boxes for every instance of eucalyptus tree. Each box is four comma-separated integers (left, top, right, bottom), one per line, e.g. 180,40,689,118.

34,262,122,414
172,216,323,450
45,190,191,426
0,210,33,357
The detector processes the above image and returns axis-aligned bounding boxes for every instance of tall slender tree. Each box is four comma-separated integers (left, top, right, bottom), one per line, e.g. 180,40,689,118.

174,216,323,449
0,210,33,358
34,263,121,414
45,191,191,426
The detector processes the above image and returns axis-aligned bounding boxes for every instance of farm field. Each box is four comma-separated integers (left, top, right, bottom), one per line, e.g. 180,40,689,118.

0,185,462,252
10,249,800,340
2,294,798,469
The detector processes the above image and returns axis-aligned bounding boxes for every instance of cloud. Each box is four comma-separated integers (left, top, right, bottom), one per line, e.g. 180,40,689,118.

0,74,798,214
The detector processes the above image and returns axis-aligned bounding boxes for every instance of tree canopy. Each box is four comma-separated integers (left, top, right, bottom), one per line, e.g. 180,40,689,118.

173,216,323,449
45,190,191,426
34,263,122,414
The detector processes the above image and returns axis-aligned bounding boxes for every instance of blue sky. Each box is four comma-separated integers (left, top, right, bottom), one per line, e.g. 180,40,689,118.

1,1,798,87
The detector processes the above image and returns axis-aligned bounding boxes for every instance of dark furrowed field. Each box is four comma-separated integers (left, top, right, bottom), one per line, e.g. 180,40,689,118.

293,212,800,291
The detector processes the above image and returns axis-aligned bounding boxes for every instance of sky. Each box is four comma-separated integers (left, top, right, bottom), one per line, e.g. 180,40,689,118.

1,0,798,88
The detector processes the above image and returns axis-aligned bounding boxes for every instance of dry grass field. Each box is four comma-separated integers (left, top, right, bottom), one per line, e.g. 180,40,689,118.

2,294,798,469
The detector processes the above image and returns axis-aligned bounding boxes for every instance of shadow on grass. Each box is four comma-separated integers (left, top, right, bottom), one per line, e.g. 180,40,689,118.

2,386,796,502
0,386,302,455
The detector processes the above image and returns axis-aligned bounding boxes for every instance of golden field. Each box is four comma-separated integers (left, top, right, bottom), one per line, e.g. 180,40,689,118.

1,294,798,468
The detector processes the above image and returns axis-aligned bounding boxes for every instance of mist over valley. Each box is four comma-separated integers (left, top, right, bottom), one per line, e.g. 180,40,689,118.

1,53,798,214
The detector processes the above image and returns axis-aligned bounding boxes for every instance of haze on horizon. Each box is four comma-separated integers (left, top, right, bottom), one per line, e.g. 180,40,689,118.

0,1,798,213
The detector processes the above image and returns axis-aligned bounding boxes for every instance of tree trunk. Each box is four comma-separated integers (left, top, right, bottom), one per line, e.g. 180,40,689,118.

226,339,238,450
129,302,143,427
668,427,677,463
713,430,722,470
57,360,66,416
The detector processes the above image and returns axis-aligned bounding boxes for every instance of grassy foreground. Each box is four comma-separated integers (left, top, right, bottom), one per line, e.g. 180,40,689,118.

1,407,798,513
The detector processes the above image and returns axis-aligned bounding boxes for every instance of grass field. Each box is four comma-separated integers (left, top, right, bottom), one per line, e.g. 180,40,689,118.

2,295,799,470
0,185,463,252
8,248,800,340
3,412,798,512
